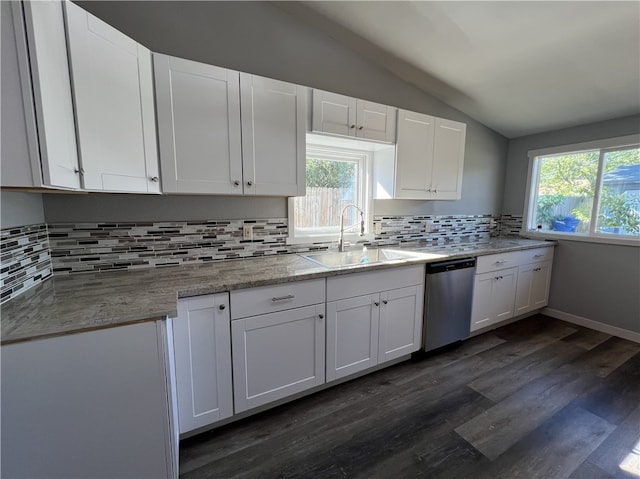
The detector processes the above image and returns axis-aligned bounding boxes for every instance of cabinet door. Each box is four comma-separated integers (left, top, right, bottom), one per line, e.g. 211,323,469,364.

172,294,233,434
312,90,357,137
1,322,172,478
1,1,80,189
326,295,379,381
515,261,552,315
379,285,423,363
356,100,396,143
240,73,306,196
431,118,466,200
493,267,518,322
394,109,436,199
471,267,518,331
64,2,159,193
154,55,242,195
232,304,325,413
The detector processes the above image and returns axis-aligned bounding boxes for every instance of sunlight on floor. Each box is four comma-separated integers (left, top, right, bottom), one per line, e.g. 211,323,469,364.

619,438,640,478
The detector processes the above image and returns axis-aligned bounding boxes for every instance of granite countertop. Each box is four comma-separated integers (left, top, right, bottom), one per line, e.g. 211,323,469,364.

0,238,554,345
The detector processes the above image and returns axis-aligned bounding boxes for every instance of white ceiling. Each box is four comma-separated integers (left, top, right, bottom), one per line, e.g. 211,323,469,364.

283,1,640,138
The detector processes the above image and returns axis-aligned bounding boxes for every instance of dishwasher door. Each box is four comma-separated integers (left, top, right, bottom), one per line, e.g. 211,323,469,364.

423,258,476,352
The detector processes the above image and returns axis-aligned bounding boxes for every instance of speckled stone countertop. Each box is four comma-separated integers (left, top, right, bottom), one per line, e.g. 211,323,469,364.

0,238,554,344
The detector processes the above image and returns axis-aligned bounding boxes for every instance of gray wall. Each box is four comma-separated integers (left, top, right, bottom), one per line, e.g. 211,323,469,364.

1,191,45,228
502,114,640,333
38,0,507,223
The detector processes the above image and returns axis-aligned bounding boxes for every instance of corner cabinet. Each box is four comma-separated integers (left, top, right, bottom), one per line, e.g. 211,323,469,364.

64,2,160,193
169,293,233,435
471,247,554,332
1,1,81,189
230,279,326,413
325,265,424,381
312,89,396,143
154,54,306,196
394,111,466,200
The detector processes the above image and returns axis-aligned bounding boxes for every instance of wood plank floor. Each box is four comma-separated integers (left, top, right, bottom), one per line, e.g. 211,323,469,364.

179,315,640,478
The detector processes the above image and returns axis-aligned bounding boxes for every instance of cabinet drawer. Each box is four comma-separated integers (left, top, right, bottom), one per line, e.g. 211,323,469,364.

327,264,424,301
230,279,325,319
476,251,522,274
514,247,554,265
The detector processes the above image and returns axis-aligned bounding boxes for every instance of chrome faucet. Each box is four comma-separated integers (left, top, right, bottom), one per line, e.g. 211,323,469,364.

338,204,365,252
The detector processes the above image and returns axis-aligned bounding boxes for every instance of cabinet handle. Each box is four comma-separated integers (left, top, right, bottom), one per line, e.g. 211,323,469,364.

374,301,380,307
495,260,506,265
350,124,356,129
234,180,240,186
74,168,84,175
382,300,388,305
271,294,294,302
150,176,159,182
219,304,226,310
533,267,541,272
318,314,324,319
495,276,502,281
533,254,544,258
247,180,253,186
358,126,364,130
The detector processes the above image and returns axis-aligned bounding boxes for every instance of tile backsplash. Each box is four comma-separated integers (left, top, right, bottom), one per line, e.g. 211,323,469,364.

0,213,524,299
0,224,52,303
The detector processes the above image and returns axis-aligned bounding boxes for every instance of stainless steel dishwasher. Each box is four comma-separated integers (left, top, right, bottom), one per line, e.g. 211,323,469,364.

422,257,476,352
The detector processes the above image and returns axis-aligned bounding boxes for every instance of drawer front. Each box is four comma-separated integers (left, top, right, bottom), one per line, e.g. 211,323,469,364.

327,264,424,301
515,246,554,265
476,251,521,274
230,278,325,319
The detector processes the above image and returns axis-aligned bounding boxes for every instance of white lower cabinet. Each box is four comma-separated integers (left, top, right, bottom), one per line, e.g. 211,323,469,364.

170,293,233,435
230,280,326,413
471,247,555,332
326,265,424,382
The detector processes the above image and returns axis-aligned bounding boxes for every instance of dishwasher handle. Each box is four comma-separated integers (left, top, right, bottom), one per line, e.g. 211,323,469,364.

426,257,476,274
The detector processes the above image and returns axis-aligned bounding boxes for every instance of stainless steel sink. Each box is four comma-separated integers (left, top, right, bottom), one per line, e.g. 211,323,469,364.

302,248,438,268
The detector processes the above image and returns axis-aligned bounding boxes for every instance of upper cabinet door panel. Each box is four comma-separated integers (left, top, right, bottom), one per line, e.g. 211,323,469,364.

356,100,396,143
312,90,357,137
394,110,436,199
154,54,242,195
240,73,306,196
432,118,466,199
64,2,159,193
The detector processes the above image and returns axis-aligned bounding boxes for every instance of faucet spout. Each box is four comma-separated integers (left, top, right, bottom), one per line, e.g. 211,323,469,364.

338,204,365,252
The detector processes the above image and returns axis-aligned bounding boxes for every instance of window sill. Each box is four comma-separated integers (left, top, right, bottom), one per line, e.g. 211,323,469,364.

521,230,640,247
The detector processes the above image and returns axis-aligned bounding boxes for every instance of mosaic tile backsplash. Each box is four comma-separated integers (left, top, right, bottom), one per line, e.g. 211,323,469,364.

0,214,524,298
1,224,52,303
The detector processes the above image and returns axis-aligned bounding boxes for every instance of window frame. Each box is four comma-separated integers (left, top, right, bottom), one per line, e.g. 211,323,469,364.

287,143,374,245
522,134,640,246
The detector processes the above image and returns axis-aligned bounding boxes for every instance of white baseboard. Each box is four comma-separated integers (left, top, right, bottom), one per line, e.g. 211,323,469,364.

543,308,640,343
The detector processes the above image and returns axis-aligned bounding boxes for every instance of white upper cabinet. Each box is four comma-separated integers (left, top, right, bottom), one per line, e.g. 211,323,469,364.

312,90,396,143
240,73,306,196
64,1,160,193
1,1,80,189
154,56,306,196
394,110,466,200
154,55,243,195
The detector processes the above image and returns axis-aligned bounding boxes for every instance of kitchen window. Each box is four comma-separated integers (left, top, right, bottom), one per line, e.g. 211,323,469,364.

288,141,372,244
524,135,640,244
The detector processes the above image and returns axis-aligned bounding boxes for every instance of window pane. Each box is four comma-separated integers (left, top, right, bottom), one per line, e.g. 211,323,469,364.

293,157,359,236
533,151,599,233
596,148,640,236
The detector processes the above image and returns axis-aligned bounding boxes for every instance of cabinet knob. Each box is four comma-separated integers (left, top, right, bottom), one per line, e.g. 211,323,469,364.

150,176,159,182
350,124,356,129
318,314,324,319
374,301,380,307
234,180,240,186
382,300,388,305
219,304,226,310
74,168,84,175
247,180,253,186
358,126,364,130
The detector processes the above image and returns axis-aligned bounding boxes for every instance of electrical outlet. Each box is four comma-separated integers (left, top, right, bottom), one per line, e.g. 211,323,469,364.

374,222,382,235
243,224,253,241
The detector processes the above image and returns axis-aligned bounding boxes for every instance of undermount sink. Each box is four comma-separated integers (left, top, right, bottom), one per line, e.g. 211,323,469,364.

302,248,427,269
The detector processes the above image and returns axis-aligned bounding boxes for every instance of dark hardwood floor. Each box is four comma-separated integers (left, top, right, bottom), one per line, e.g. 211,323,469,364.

179,315,640,478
